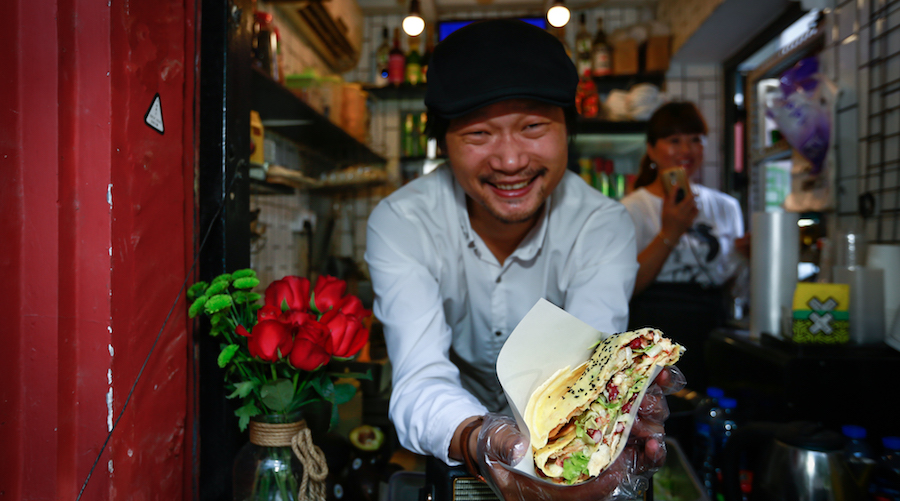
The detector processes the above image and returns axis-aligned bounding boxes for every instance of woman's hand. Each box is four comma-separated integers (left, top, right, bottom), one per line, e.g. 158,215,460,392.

660,187,699,242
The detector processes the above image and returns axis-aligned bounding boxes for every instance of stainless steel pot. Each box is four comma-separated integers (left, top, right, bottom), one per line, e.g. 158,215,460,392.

722,421,863,501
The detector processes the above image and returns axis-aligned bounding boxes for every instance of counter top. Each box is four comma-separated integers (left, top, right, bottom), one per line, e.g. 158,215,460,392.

705,328,899,439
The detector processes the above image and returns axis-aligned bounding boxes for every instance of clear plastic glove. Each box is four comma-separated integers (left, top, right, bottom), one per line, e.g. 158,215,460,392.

474,366,686,501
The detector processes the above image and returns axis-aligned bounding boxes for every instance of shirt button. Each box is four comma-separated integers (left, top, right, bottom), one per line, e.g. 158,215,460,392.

495,331,502,337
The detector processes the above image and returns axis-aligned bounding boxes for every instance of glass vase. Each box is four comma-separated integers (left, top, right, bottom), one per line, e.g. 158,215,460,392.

233,411,306,501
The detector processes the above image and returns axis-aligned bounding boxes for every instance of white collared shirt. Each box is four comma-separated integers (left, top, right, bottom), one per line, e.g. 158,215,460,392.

364,164,637,465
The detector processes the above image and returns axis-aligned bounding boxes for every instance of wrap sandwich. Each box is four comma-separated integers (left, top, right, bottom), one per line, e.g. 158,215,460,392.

523,328,684,484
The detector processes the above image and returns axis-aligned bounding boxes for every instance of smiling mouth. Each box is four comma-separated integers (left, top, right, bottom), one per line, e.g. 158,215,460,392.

484,170,545,191
493,180,531,190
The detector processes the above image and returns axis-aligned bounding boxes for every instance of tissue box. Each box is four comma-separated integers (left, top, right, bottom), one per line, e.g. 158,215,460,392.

790,283,850,344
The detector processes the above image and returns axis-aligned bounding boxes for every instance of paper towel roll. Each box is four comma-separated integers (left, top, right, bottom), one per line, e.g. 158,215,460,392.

867,244,900,333
750,211,799,339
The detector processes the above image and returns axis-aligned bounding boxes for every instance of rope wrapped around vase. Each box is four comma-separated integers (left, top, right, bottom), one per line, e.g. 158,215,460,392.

249,419,329,501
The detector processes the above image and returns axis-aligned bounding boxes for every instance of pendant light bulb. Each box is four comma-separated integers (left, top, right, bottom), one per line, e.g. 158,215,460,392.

403,0,425,37
403,14,425,37
546,2,570,28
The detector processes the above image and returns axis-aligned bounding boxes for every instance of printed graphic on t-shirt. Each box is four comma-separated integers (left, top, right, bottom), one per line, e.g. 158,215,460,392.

666,222,720,284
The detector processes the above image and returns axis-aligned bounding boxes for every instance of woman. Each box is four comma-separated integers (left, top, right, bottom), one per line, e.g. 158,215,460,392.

621,102,748,391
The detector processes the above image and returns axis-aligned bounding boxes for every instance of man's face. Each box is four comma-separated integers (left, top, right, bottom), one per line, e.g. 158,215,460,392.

444,99,568,227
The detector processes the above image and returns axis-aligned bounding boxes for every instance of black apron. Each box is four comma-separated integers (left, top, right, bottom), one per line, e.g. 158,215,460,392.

628,282,728,392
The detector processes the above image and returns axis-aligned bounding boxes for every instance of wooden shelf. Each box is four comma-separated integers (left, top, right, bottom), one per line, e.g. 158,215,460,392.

250,68,386,169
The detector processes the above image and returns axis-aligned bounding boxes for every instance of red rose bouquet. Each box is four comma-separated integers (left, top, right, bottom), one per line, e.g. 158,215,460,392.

188,269,372,431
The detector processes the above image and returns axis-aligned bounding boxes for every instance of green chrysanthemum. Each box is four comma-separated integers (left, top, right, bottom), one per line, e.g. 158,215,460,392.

187,282,209,301
233,277,260,290
232,269,257,279
205,280,229,296
212,273,233,284
218,344,241,368
204,294,234,315
188,296,208,318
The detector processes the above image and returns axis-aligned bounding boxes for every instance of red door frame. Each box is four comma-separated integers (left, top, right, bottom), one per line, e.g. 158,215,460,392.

0,0,198,498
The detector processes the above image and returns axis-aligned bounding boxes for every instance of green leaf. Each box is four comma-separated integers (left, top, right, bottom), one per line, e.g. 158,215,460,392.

227,381,256,399
232,268,257,279
218,344,241,368
562,451,591,484
332,383,357,405
188,296,208,318
330,402,340,431
235,402,261,432
260,379,295,412
187,282,209,302
206,280,229,296
204,294,234,315
311,376,335,400
233,277,260,290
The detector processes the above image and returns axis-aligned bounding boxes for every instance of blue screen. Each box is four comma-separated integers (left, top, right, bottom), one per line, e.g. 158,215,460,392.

437,18,548,41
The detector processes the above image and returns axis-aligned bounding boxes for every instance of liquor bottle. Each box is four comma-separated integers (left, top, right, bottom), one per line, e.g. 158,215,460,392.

575,14,593,78
388,28,405,87
551,26,573,63
373,27,391,87
575,71,599,118
870,436,900,499
421,25,435,84
406,35,422,86
709,397,739,501
591,17,612,77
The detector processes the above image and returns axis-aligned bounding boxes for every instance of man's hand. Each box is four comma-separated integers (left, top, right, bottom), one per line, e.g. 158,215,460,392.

473,367,686,500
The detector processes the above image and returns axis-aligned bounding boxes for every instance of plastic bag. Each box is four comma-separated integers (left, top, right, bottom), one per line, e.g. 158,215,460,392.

768,56,836,175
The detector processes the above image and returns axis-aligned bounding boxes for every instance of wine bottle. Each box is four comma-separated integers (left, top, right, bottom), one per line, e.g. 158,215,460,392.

374,27,390,87
388,28,405,87
575,14,593,78
591,17,612,77
406,35,422,86
421,25,434,84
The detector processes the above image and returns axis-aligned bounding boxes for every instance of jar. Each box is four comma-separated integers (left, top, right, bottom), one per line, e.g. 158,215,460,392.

233,411,313,501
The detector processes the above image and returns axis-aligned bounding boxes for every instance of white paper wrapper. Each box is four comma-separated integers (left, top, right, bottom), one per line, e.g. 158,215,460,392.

496,298,661,480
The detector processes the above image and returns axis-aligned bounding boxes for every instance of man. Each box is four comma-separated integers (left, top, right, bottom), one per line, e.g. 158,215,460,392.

365,19,680,498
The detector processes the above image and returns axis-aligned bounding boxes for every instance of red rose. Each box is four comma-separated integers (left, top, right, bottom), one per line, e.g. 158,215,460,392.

336,295,372,321
312,275,346,313
246,320,294,362
257,305,281,322
320,309,369,359
279,309,314,329
265,276,311,313
289,319,334,371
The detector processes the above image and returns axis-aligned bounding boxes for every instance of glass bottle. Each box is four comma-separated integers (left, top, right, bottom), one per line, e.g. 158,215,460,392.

421,24,435,84
575,71,599,118
233,411,305,501
841,425,877,490
591,17,612,77
575,14,593,78
405,35,422,86
373,27,391,87
388,28,405,87
870,436,900,500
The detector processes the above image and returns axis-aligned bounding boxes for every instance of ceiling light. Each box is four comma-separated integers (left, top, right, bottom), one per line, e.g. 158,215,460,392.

546,0,570,28
403,0,425,37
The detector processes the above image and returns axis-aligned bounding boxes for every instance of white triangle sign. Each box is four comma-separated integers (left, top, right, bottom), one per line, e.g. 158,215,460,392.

144,93,164,134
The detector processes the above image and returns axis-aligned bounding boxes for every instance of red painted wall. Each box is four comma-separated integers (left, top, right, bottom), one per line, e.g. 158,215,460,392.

0,0,197,498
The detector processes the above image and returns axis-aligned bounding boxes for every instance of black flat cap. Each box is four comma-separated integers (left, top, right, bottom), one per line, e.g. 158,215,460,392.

424,19,578,119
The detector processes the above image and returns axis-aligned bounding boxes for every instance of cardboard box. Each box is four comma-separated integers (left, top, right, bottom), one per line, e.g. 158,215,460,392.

613,39,639,76
645,35,671,74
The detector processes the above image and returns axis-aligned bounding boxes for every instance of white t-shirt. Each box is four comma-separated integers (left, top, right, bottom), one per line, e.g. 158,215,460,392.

621,185,744,287
365,165,638,465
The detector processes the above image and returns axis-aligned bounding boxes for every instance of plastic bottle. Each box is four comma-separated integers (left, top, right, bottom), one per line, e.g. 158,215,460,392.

870,436,900,500
841,425,876,490
693,387,725,470
694,387,725,500
709,397,739,501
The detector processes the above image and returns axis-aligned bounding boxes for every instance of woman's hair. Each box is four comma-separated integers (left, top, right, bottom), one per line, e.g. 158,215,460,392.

634,101,709,190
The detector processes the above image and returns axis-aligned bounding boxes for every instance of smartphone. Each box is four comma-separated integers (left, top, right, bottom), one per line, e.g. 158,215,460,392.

661,168,690,203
